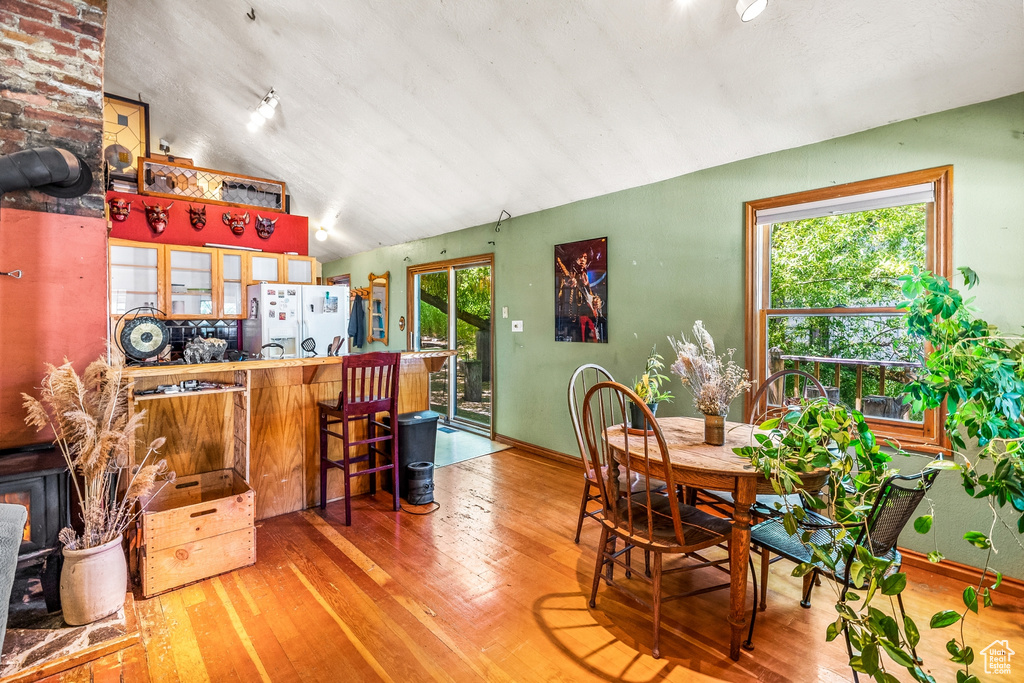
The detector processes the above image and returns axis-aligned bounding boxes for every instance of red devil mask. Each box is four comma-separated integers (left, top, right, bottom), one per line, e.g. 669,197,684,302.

222,211,250,236
143,201,173,234
188,204,207,230
108,197,132,222
255,214,278,239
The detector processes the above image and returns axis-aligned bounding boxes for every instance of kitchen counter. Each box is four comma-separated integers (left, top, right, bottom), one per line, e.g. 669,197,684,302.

127,350,456,519
125,350,456,378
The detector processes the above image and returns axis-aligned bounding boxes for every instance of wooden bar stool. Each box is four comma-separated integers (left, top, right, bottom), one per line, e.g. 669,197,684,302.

319,352,401,525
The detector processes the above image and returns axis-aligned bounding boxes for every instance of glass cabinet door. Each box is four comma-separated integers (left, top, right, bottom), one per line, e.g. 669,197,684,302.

285,256,314,284
250,254,281,283
109,243,160,314
220,251,246,318
167,248,214,317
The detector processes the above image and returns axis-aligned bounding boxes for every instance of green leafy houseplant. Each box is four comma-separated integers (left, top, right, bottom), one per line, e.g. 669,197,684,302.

899,266,1024,682
735,398,939,681
737,266,1024,682
632,345,674,406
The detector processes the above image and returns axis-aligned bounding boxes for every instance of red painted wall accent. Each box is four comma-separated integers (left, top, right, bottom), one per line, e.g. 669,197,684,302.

106,191,309,255
0,208,109,449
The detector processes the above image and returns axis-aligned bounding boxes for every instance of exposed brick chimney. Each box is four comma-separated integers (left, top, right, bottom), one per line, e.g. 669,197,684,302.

0,0,107,217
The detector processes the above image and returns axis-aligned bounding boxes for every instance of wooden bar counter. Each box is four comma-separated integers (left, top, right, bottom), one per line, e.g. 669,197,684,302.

126,351,454,520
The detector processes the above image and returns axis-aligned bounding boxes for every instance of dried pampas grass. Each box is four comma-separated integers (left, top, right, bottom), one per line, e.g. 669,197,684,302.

668,321,751,417
22,356,174,550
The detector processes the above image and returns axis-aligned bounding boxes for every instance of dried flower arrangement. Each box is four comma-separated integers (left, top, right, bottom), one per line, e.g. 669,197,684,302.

668,320,751,416
22,354,174,550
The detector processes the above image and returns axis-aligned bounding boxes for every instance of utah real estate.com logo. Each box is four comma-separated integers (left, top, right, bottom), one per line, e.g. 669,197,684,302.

981,639,1015,675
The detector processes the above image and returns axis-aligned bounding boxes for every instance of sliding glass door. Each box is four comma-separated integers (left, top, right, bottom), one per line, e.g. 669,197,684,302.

411,256,493,435
416,270,450,416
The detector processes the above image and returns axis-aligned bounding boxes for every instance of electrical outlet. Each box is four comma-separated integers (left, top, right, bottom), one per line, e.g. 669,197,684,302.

511,320,523,332
502,306,508,319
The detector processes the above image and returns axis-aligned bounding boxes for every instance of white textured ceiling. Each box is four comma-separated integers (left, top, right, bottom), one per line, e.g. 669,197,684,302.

104,1,1024,261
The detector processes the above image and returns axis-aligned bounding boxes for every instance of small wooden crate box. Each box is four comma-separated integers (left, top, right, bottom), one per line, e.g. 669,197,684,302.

139,469,255,598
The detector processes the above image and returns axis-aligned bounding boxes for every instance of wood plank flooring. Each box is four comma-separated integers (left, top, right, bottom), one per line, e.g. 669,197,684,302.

29,449,1024,682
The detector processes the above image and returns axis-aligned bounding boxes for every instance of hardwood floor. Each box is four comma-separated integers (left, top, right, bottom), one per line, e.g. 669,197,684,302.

31,449,1024,682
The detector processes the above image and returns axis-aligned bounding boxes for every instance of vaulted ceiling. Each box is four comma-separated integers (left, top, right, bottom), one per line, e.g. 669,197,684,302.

104,1,1024,261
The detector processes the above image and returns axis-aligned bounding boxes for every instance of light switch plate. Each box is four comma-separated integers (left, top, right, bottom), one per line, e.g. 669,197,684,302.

511,320,523,332
502,306,508,319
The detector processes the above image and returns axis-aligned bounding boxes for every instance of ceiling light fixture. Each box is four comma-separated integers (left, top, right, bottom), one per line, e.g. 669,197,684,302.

314,226,329,242
246,88,279,132
736,0,767,22
257,88,279,119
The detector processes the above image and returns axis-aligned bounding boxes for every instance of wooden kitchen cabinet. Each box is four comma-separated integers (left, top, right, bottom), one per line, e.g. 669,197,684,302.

165,245,216,319
284,255,316,284
107,240,317,319
218,249,251,319
245,254,316,285
109,239,163,315
249,253,282,283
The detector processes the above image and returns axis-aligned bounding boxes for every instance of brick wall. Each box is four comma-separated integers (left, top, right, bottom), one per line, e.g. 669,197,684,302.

0,0,107,217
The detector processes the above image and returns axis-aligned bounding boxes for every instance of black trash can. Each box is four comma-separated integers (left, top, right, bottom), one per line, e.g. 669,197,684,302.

406,462,435,505
382,410,440,499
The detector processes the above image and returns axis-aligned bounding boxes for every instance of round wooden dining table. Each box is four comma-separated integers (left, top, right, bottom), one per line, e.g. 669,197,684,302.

603,415,818,661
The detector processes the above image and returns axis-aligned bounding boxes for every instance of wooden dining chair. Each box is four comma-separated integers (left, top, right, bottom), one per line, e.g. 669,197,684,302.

318,352,401,525
569,364,668,545
568,364,615,543
747,369,829,426
581,381,748,659
692,369,829,609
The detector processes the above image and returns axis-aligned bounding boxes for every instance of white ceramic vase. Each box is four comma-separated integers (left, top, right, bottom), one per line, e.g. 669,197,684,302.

59,534,127,625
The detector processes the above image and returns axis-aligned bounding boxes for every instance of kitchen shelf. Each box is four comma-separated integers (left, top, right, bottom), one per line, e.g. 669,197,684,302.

133,385,247,402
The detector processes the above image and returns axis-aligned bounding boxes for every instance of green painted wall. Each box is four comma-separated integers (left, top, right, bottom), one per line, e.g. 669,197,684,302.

325,93,1024,574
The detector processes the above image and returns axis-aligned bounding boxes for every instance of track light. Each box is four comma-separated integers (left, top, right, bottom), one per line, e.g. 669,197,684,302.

247,89,279,131
314,226,329,242
736,0,767,22
257,89,279,119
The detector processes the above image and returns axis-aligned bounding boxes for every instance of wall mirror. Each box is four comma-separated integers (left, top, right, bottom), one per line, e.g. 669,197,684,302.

368,271,389,344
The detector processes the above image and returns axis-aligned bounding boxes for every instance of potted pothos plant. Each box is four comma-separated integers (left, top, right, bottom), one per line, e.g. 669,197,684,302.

737,266,1024,683
629,345,673,430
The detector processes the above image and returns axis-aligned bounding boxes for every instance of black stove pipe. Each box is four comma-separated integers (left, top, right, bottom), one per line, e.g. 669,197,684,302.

0,147,93,198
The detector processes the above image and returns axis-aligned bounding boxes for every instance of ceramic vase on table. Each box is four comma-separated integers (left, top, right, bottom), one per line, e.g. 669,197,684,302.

59,535,127,625
703,413,725,446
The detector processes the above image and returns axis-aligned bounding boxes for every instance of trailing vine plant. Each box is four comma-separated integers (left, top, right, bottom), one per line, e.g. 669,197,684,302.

735,267,1024,682
900,266,1024,682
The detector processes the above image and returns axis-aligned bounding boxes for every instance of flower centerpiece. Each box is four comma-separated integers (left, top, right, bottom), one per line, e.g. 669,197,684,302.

22,354,174,625
668,320,750,445
629,345,673,430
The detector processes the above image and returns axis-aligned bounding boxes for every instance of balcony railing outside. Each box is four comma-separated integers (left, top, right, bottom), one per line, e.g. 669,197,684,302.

769,349,924,422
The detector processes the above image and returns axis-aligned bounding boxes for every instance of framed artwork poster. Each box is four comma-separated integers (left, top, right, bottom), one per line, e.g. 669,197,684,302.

555,237,607,343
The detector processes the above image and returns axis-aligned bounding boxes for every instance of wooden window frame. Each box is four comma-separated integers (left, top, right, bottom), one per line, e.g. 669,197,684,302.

744,166,953,453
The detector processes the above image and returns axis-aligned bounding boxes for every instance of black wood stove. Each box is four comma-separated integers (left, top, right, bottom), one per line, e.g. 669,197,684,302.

0,444,70,612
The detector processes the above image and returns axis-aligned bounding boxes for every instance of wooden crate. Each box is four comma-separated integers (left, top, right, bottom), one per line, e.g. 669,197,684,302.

139,469,255,597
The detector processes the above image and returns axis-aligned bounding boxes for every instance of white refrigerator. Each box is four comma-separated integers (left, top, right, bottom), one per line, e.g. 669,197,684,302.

242,284,350,359
298,284,349,356
243,284,300,358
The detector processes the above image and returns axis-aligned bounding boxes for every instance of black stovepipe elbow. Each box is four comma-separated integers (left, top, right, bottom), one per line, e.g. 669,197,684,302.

0,147,93,198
